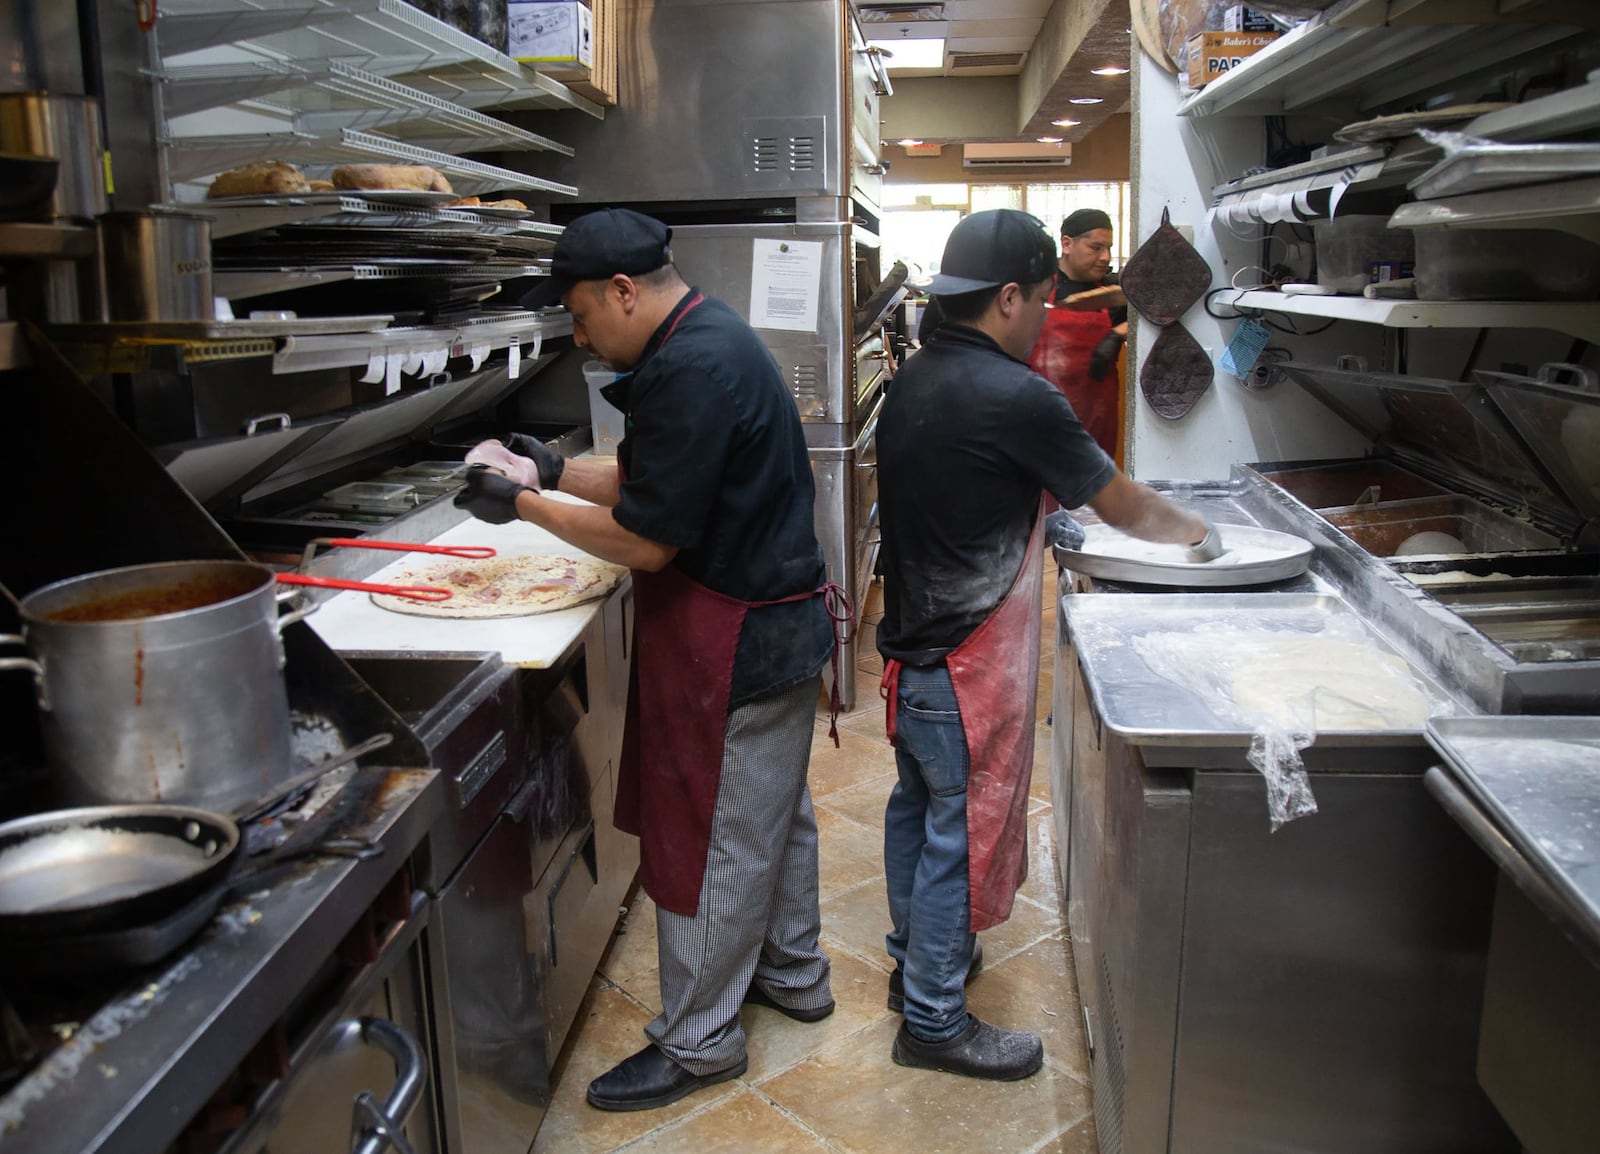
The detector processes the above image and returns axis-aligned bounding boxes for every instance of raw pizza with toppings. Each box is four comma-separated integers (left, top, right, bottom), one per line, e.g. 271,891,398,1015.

369,554,626,618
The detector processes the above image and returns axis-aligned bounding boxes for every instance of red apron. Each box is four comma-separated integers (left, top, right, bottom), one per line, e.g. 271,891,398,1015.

879,505,1045,931
1028,282,1117,459
610,293,852,917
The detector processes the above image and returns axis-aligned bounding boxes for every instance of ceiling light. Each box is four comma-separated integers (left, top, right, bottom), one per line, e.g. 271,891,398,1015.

1051,117,1080,128
867,37,946,70
1091,66,1129,76
897,139,923,147
1036,136,1063,144
1069,96,1104,105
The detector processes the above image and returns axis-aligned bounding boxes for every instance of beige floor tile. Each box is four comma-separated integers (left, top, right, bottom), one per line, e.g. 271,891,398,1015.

1031,723,1055,803
806,722,897,800
973,888,1063,965
817,804,888,900
968,935,1088,1081
598,890,658,986
531,986,740,1154
1040,1112,1102,1153
814,771,895,834
820,664,888,725
818,878,894,973
1016,813,1063,912
741,948,895,1081
757,1017,1092,1154
627,1085,833,1153
837,702,888,739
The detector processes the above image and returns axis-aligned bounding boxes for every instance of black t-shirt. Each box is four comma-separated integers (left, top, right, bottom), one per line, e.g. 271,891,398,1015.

605,290,833,706
876,324,1116,665
1050,268,1127,327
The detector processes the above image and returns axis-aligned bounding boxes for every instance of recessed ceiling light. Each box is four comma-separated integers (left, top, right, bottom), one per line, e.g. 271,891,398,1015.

867,37,946,70
1036,136,1063,144
897,138,923,147
1091,66,1129,76
1050,117,1080,128
1069,96,1104,105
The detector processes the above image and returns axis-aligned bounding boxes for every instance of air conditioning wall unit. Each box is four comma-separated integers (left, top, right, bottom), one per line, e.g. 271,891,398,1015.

961,142,1072,169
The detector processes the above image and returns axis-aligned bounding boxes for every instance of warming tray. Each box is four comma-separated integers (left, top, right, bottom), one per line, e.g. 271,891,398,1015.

1063,593,1466,747
1427,715,1600,948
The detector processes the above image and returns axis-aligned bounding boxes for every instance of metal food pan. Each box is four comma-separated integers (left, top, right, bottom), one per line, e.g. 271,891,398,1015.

1321,494,1561,556
1258,460,1450,509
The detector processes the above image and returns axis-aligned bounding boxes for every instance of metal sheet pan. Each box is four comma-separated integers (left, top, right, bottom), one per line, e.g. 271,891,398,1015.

1410,140,1600,199
1054,523,1313,587
1427,715,1600,948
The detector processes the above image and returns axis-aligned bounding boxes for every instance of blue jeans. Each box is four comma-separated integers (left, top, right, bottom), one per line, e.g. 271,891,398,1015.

884,663,979,1042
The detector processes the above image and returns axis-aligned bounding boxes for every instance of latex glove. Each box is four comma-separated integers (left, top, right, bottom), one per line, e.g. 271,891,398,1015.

454,465,528,525
1044,509,1087,551
1088,331,1125,381
464,439,541,491
500,431,566,492
1188,521,1226,563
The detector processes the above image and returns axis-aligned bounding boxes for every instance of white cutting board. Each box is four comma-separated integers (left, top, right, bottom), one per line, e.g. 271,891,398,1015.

304,500,620,668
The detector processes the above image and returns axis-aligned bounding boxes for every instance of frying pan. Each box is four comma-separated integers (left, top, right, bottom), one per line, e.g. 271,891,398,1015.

0,732,392,949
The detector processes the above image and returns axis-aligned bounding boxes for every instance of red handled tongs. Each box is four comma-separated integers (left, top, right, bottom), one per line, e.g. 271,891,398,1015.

276,537,498,602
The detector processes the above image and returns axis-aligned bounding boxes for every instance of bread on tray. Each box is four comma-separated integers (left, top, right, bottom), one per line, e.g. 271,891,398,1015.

331,164,453,193
207,160,311,198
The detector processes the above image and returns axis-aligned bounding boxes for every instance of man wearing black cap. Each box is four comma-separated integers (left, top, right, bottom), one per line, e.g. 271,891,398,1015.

454,208,840,1112
875,209,1216,1082
1028,207,1128,460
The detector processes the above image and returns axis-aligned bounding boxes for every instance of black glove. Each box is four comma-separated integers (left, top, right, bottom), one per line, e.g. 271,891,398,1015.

1044,509,1087,551
1089,331,1125,381
500,431,566,492
454,465,528,525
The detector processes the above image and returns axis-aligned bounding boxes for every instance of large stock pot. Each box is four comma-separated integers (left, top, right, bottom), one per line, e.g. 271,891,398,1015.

0,560,311,812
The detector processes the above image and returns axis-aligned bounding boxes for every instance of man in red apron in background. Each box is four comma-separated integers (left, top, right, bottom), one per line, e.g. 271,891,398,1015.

874,210,1216,1081
456,209,841,1112
1028,208,1128,461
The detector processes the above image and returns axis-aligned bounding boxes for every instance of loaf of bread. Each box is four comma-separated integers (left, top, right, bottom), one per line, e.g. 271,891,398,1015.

331,164,453,193
206,161,311,198
444,195,483,207
307,179,336,192
485,198,527,209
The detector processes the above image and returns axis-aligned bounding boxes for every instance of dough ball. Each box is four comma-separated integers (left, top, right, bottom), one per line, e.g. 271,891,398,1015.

1396,530,1468,556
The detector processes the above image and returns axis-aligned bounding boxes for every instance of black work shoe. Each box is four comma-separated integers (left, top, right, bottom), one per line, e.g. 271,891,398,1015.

742,982,836,1022
891,1014,1043,1082
888,939,984,1013
585,1043,747,1112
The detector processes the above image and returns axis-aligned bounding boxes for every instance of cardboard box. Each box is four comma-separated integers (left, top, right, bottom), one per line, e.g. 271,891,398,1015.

1222,6,1276,31
1186,31,1280,89
531,0,617,107
509,1,592,68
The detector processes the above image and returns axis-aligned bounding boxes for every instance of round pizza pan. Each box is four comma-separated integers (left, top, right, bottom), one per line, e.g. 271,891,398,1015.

1054,524,1314,587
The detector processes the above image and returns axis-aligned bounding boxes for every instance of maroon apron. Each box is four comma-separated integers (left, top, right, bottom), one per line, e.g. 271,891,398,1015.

610,292,851,917
1028,281,1117,459
880,505,1045,931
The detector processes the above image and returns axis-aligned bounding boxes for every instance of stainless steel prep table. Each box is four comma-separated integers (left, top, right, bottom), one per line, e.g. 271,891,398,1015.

0,768,444,1154
1049,484,1516,1154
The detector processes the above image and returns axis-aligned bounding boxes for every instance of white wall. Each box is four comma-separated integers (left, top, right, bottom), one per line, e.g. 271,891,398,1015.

1126,51,1378,482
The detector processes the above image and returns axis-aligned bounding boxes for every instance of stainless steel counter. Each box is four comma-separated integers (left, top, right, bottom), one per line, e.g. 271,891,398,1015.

0,768,443,1154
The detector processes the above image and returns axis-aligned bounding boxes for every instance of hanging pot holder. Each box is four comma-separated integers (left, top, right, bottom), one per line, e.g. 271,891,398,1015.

1141,322,1213,420
1120,206,1213,326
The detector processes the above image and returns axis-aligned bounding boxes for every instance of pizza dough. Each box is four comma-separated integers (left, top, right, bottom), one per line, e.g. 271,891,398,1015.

207,160,312,198
331,164,453,193
370,554,625,618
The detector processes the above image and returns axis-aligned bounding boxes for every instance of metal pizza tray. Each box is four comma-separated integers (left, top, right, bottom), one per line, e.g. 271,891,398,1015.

1054,523,1314,587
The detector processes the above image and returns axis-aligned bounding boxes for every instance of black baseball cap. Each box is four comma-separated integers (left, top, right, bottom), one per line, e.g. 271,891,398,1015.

923,209,1057,296
520,208,673,309
1061,208,1113,237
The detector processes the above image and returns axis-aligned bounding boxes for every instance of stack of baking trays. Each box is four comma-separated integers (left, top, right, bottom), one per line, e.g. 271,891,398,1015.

1239,356,1600,711
193,192,563,320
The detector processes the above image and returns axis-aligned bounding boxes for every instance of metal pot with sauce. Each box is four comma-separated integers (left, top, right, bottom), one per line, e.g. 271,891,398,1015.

0,560,312,812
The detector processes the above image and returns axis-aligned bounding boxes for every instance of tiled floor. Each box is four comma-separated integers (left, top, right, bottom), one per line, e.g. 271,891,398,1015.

532,570,1098,1154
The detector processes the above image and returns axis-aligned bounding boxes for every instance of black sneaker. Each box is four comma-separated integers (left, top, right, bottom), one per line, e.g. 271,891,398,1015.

742,982,836,1022
887,939,984,1013
891,1014,1043,1081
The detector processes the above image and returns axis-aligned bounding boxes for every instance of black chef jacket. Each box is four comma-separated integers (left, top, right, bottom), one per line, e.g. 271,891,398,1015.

603,291,833,706
876,324,1116,666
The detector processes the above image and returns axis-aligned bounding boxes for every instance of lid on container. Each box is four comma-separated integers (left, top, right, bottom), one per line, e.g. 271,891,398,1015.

1473,363,1600,529
1279,357,1580,533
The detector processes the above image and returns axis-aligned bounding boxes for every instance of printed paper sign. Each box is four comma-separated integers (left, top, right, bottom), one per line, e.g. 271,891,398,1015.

750,239,823,332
